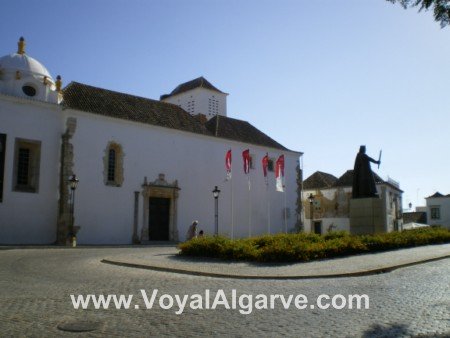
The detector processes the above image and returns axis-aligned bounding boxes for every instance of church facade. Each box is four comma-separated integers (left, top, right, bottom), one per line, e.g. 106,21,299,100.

0,38,303,244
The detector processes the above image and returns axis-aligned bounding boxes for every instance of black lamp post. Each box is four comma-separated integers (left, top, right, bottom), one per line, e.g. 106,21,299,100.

308,193,314,233
69,175,79,242
212,186,221,236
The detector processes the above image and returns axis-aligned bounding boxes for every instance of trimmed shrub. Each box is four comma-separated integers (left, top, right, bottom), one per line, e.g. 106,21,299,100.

177,228,450,263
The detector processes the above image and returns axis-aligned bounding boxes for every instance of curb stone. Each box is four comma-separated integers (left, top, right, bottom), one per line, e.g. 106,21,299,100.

101,254,450,280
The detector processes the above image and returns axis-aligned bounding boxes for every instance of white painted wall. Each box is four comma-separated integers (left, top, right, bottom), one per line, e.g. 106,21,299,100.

162,87,227,120
68,109,300,244
380,185,403,232
1,90,300,245
426,196,450,229
0,95,61,244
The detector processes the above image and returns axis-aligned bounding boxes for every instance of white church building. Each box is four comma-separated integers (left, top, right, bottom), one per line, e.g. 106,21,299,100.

0,38,303,244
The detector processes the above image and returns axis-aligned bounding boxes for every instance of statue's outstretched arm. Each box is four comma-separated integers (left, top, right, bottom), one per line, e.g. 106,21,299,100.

368,156,380,165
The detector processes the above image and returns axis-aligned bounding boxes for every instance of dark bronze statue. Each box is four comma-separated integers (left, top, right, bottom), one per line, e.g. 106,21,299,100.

352,145,381,198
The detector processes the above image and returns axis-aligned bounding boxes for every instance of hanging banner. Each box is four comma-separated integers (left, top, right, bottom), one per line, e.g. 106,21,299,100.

275,154,285,192
225,149,232,180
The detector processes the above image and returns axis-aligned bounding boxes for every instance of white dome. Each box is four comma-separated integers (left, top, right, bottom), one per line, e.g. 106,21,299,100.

0,38,61,104
0,53,53,81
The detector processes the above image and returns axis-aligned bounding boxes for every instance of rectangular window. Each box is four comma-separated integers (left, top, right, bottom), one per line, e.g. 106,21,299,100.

0,134,6,202
107,149,116,182
13,138,41,193
104,143,124,187
17,148,30,185
430,206,440,220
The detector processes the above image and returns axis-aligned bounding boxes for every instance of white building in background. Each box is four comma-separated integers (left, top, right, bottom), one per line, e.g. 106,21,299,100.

425,192,450,229
0,38,302,244
302,170,403,234
161,77,228,121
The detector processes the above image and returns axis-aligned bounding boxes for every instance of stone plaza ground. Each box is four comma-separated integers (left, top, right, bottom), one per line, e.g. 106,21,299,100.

0,246,449,337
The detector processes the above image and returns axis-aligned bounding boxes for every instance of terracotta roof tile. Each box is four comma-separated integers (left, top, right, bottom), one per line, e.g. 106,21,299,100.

62,82,211,136
305,170,402,192
303,171,338,189
205,115,289,151
335,170,384,187
426,192,448,198
160,76,224,100
62,82,294,152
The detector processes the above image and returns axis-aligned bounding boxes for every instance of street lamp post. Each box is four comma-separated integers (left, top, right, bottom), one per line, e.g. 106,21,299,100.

308,193,314,233
69,174,79,246
212,186,221,236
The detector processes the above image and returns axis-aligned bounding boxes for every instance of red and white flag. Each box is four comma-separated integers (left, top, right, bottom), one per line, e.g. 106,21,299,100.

275,155,285,192
225,149,232,180
262,153,269,178
242,149,250,174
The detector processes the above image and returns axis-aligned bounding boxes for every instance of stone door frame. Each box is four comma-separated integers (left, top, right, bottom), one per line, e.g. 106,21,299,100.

141,174,180,241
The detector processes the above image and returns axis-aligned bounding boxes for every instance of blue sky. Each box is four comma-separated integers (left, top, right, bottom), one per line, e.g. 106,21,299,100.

1,0,449,208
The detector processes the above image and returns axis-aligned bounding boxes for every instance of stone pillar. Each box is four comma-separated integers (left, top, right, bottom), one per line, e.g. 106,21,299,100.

56,118,77,244
349,197,384,235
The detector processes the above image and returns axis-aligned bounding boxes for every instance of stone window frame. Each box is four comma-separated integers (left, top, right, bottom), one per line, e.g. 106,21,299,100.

12,138,41,193
103,142,124,187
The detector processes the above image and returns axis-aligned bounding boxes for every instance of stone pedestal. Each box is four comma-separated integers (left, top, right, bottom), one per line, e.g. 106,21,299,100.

349,198,384,235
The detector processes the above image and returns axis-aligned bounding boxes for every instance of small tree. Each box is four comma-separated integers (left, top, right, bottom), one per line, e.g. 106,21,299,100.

387,0,450,27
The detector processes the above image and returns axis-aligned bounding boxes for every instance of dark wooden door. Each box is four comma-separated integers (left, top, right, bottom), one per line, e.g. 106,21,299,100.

148,197,170,240
314,221,322,235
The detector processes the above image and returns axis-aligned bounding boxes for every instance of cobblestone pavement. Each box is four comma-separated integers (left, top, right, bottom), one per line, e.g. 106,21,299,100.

0,248,449,337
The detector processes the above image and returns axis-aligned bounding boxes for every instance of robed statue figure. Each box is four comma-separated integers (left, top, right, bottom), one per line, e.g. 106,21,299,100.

352,145,381,198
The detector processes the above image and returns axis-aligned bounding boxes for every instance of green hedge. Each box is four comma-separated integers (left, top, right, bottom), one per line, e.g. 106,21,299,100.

178,227,450,263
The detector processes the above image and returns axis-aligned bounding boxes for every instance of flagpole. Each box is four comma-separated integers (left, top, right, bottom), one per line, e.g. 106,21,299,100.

231,174,234,239
267,179,271,234
262,153,270,234
283,166,287,233
284,185,287,233
225,149,234,240
248,176,251,238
